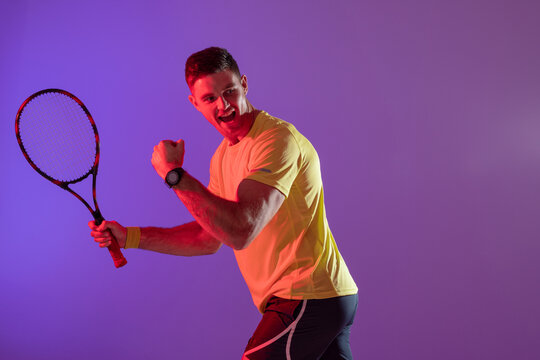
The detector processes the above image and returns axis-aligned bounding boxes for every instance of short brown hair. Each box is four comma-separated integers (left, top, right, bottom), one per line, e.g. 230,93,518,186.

185,47,241,88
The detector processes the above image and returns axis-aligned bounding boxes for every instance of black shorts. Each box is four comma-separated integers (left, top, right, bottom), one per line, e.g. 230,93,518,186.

242,294,358,360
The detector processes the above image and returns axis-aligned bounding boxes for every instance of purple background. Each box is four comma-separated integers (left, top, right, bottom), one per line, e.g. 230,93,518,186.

1,0,539,359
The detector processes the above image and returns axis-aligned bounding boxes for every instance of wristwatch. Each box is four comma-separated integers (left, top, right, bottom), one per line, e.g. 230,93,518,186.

165,167,185,188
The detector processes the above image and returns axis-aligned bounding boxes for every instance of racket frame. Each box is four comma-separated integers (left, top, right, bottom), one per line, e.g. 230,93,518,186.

15,88,127,268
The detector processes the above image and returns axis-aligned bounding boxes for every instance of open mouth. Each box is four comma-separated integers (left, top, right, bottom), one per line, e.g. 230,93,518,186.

218,110,236,123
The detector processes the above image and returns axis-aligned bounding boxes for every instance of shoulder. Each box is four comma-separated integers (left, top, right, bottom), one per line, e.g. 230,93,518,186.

252,111,304,149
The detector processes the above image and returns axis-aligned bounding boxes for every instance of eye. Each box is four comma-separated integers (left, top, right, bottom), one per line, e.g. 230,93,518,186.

224,88,235,95
203,96,216,103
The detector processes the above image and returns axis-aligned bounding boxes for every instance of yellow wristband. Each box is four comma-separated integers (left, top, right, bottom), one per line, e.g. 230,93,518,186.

125,227,141,249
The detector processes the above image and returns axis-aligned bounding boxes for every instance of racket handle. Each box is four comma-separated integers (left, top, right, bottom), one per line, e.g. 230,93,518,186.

94,212,127,268
107,235,128,268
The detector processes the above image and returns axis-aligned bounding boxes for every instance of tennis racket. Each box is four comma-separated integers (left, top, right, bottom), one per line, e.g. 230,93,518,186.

15,89,127,268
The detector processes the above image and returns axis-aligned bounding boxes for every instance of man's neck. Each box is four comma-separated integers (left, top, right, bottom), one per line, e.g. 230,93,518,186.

228,106,259,145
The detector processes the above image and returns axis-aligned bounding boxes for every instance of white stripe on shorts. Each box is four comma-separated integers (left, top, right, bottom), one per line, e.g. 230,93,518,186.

243,299,308,360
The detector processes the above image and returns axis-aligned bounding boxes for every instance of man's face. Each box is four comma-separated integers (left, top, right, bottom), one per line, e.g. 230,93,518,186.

188,69,252,144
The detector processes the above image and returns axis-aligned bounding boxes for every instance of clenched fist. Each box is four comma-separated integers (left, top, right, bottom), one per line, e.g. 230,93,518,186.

151,139,185,179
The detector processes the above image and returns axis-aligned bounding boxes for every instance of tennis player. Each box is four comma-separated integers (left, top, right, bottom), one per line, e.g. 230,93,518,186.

89,47,358,359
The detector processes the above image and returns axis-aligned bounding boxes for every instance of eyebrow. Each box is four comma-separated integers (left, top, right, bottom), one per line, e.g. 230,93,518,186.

200,92,215,100
199,83,236,99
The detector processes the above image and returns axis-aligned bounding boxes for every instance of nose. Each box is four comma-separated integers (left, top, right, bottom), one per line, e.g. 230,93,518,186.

216,96,229,110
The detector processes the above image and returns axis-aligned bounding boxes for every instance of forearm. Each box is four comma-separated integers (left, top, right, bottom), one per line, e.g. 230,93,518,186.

139,221,222,256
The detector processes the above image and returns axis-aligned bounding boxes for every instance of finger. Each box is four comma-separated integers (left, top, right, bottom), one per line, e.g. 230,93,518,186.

177,139,185,165
88,220,97,229
97,221,109,231
90,230,108,238
99,240,112,248
177,139,185,151
91,228,113,237
151,153,160,167
94,235,110,241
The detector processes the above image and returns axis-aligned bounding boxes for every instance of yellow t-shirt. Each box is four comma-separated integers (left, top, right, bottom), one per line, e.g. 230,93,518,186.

209,111,357,313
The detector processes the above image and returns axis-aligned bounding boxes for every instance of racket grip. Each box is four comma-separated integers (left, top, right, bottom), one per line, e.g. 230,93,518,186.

94,212,127,268
107,235,128,268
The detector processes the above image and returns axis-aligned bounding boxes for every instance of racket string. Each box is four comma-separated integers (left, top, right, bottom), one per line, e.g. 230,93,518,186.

18,92,97,182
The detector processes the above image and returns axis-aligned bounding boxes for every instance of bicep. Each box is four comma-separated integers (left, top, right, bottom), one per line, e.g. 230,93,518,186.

236,179,285,236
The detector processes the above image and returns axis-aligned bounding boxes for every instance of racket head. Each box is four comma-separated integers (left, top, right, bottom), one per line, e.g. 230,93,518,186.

15,89,100,186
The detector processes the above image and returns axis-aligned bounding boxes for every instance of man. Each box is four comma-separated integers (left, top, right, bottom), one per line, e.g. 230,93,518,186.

89,47,358,359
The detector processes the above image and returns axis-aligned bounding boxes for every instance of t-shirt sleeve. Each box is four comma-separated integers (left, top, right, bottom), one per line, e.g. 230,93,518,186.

245,128,301,197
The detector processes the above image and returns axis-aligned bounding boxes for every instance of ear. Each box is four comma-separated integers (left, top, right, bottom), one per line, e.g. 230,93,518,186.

188,94,200,111
241,75,248,95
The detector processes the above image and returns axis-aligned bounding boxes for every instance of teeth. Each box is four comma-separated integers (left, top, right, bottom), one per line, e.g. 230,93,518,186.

219,110,235,121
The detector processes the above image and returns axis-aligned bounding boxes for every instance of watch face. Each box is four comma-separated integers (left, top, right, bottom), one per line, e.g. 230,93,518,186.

166,171,179,185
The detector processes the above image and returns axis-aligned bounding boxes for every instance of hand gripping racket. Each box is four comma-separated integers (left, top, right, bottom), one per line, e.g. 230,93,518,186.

15,89,127,268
